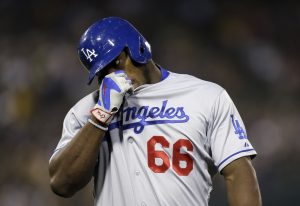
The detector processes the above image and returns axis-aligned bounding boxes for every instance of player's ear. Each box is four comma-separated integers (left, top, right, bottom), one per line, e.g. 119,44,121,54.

118,50,128,63
114,50,128,70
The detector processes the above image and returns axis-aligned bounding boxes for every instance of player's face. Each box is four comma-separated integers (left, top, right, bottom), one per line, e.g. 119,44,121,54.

99,51,150,89
121,56,150,89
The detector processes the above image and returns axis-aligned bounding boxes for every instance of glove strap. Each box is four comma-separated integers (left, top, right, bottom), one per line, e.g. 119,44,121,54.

91,107,113,125
88,119,108,131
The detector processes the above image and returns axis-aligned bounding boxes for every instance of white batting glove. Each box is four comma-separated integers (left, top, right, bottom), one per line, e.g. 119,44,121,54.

91,70,133,126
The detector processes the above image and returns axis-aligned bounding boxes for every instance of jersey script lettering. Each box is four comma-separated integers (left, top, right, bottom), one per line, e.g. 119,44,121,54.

109,100,190,134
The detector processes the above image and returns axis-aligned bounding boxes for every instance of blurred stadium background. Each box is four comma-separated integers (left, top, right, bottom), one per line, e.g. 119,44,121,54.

0,0,299,205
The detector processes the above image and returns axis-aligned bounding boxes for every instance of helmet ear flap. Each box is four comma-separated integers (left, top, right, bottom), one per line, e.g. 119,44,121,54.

127,36,151,65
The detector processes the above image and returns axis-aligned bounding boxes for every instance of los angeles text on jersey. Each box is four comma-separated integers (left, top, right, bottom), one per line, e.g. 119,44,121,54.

109,100,190,134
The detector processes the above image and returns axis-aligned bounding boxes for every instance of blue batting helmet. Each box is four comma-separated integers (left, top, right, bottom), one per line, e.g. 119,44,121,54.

78,17,152,84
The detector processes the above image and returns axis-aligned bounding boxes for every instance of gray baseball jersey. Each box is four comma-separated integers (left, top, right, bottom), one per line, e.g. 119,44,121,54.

51,68,257,206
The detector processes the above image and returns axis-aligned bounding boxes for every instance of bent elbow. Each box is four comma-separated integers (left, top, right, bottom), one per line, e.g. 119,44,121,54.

50,176,76,198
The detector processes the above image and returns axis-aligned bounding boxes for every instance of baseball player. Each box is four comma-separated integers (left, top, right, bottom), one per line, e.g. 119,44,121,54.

49,17,261,206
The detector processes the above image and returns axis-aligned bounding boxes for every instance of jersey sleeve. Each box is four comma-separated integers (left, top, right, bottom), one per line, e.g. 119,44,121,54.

208,90,257,172
49,108,83,162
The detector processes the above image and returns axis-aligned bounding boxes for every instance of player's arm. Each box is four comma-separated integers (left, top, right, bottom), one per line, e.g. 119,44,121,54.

221,156,262,206
49,70,133,197
49,117,106,197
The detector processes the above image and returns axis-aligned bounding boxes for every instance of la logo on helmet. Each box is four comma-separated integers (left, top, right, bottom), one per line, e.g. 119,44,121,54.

81,48,98,62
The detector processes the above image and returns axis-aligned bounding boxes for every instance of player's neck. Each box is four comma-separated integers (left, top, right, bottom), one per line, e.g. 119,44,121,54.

142,60,162,85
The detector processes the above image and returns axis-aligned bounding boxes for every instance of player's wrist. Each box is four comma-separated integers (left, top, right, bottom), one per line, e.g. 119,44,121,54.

89,114,107,126
88,118,108,131
90,105,115,126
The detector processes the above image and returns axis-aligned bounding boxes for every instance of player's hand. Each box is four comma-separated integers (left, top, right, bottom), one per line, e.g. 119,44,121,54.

91,70,133,125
